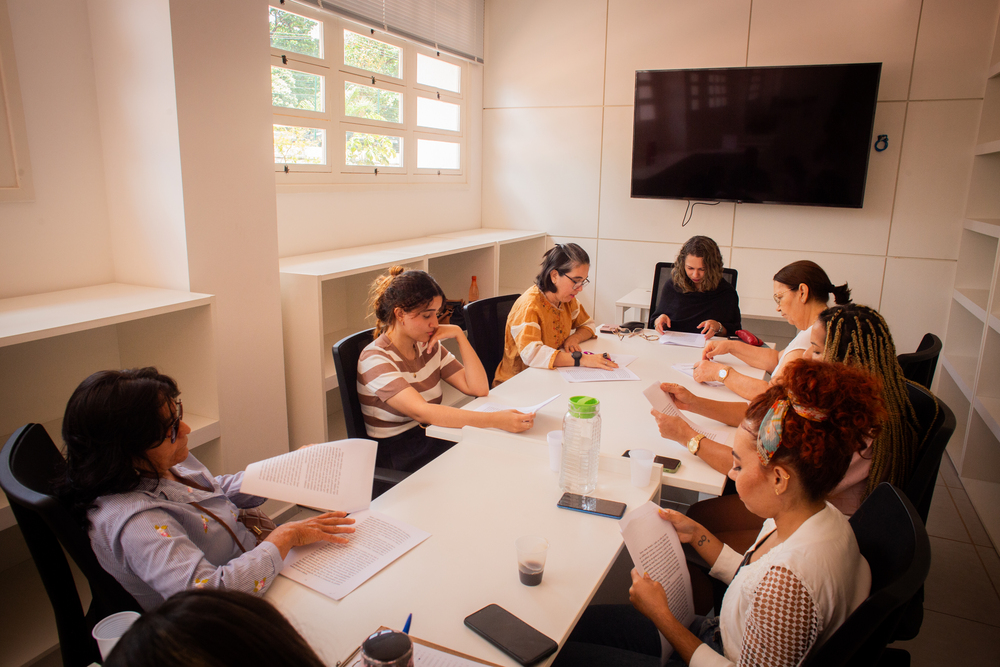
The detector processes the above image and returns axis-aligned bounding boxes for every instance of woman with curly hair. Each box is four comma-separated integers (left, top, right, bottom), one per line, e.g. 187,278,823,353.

652,236,741,338
556,360,881,667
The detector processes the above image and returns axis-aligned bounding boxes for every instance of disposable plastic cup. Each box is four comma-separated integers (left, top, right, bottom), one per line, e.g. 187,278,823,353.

546,431,562,472
92,610,141,660
629,449,655,487
515,535,549,586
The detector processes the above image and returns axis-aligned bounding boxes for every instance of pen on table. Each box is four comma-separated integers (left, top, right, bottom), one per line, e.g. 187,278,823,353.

402,613,412,634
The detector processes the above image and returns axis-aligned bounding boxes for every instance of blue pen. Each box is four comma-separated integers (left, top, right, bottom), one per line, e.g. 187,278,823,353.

403,613,412,634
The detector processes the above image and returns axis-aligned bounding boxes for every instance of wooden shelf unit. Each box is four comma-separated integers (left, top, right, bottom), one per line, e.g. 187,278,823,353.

279,229,548,448
0,283,220,532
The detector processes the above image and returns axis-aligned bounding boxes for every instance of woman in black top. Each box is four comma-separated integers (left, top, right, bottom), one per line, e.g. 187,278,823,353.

652,236,741,337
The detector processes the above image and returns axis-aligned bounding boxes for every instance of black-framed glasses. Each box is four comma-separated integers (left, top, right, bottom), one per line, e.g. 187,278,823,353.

563,274,590,289
169,399,183,443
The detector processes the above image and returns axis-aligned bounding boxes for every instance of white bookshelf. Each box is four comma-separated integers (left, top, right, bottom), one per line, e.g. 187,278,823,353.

279,229,547,448
0,283,220,532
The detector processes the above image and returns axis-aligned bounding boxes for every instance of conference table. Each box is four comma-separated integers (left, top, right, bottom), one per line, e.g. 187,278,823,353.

429,330,768,495
266,428,662,667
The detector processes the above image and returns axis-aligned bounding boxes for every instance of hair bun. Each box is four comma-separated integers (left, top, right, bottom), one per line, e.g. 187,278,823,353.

389,265,405,277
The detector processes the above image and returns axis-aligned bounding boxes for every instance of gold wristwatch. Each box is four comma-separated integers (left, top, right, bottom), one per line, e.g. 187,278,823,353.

687,433,706,455
717,366,731,382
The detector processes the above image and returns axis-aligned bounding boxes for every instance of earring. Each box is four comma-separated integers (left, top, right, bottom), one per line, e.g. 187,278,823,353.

774,488,780,496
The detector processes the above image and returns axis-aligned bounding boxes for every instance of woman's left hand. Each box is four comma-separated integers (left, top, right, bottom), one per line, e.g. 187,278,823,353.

629,569,674,623
650,410,696,444
697,320,722,337
693,359,724,383
562,334,584,353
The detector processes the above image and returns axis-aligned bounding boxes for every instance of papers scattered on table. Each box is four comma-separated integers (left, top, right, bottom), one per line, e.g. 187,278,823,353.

658,331,708,348
240,439,377,514
619,502,695,659
607,352,638,366
474,393,560,414
643,382,725,442
281,510,430,601
672,362,723,387
559,366,641,383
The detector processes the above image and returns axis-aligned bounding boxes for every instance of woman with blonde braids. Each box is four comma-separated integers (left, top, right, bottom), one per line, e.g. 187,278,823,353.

358,267,534,472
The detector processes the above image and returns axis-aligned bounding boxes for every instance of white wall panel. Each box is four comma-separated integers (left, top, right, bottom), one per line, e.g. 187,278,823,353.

484,0,607,108
889,100,983,260
747,0,922,101
549,235,599,316
880,257,956,355
604,0,751,106
482,107,603,237
910,0,1000,101
733,102,905,255
593,238,683,325
729,247,884,308
598,106,736,244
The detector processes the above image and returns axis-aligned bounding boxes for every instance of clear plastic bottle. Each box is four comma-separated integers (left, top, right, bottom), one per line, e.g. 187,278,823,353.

559,396,601,495
468,276,479,302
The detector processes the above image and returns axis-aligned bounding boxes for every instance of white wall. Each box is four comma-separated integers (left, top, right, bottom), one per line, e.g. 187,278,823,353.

482,0,1000,355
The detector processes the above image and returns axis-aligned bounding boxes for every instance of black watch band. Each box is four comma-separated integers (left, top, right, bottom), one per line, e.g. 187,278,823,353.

572,351,582,366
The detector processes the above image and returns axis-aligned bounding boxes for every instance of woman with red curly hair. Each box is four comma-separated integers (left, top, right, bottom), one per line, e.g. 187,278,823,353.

555,360,881,667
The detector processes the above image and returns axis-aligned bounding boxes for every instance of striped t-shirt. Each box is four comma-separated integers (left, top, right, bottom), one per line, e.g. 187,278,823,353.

357,333,464,438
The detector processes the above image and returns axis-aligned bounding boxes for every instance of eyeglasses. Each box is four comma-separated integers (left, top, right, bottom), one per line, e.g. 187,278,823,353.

563,274,590,289
773,288,793,305
614,326,659,341
169,399,183,443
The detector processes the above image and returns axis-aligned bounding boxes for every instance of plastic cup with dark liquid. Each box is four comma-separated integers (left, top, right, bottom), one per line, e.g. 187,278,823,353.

361,629,414,667
515,535,549,586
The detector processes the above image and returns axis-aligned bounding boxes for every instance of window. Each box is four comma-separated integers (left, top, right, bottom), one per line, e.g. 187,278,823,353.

269,1,467,183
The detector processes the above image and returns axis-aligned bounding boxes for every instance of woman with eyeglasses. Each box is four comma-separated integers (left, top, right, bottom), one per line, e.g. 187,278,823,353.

493,243,618,385
652,236,741,338
693,260,851,400
58,368,357,610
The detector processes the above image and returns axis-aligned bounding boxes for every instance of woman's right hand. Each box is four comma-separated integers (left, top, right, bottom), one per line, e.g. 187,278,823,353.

654,314,671,334
701,338,731,360
493,409,535,433
580,354,619,370
659,382,698,411
266,511,356,557
657,508,703,545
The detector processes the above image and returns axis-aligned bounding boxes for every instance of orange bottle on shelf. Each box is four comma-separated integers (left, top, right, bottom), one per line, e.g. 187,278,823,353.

468,276,479,302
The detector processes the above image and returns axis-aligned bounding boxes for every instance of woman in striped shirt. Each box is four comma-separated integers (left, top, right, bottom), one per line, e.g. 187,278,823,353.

359,267,534,472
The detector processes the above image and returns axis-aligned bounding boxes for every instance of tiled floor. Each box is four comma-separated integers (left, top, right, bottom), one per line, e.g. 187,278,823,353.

893,454,1000,665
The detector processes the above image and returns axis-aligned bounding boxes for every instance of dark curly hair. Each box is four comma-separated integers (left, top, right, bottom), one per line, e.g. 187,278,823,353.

745,359,886,503
59,368,179,528
368,266,446,337
671,236,725,293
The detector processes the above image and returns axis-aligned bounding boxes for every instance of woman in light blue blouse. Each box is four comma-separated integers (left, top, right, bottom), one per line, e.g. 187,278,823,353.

59,367,356,610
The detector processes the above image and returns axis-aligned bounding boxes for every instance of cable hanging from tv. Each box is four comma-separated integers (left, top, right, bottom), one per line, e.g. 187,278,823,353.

680,200,721,226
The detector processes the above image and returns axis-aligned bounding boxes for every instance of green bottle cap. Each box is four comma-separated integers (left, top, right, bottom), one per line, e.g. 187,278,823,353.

568,395,600,418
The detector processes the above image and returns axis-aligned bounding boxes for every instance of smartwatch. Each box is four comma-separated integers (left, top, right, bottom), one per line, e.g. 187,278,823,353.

572,350,582,367
687,433,706,455
717,366,731,382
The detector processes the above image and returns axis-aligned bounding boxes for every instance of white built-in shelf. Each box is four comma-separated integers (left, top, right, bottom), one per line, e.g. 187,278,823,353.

975,138,1000,155
323,327,357,391
941,353,976,401
739,297,786,322
0,283,213,347
990,59,1000,79
975,396,1000,442
954,287,990,321
966,218,1000,237
990,313,1000,335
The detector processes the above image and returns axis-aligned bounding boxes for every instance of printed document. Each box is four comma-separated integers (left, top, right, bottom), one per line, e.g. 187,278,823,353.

672,362,723,387
281,510,430,601
643,383,724,442
475,393,560,414
619,501,695,659
659,331,708,348
559,366,641,383
240,439,377,514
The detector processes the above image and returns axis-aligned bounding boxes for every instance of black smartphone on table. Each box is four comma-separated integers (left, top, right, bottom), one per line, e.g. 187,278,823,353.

556,492,627,519
622,449,681,474
464,604,558,666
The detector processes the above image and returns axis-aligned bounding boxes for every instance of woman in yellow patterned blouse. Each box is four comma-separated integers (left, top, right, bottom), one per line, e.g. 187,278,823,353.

494,243,618,385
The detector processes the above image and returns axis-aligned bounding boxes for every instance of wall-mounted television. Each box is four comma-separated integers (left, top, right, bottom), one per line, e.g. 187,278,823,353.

630,63,882,208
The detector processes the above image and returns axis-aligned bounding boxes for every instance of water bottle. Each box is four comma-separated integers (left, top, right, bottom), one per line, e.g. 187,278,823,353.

559,396,601,495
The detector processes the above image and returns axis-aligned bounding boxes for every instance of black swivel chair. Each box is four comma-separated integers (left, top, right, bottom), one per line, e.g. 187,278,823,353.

801,483,931,667
463,294,519,387
897,333,942,388
647,262,739,329
0,424,142,667
332,329,410,498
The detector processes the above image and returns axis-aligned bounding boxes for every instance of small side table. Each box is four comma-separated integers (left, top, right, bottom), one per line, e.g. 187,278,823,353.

615,288,652,325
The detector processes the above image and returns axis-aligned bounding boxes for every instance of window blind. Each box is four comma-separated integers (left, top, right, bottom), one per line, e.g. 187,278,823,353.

291,0,484,63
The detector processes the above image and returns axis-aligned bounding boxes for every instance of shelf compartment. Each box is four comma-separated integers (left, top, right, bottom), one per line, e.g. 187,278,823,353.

966,153,1000,220
937,366,972,468
942,300,986,390
976,325,1000,403
499,234,549,296
962,408,1000,485
428,245,497,302
953,228,998,314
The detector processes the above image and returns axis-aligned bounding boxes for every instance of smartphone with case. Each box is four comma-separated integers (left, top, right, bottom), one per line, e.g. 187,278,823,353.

464,604,558,666
622,449,681,473
556,492,627,519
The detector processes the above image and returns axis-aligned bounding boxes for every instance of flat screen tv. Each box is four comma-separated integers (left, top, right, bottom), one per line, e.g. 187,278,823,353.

630,63,881,208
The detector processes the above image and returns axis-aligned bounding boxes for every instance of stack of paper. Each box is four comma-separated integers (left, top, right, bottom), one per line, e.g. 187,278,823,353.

643,383,725,442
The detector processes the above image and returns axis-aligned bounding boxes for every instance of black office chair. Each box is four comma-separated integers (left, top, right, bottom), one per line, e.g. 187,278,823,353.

801,483,931,667
0,424,142,667
464,294,519,387
903,383,955,524
647,262,739,329
332,329,410,498
897,333,942,389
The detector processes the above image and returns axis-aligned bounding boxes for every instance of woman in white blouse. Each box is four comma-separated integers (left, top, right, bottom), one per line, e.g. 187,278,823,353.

692,260,850,399
557,359,881,667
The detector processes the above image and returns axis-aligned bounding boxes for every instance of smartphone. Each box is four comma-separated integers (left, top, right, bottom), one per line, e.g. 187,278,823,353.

556,492,627,519
622,450,682,474
464,604,558,666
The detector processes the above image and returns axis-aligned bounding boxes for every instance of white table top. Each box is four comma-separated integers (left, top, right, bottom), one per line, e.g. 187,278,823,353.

265,429,660,667
615,288,652,309
428,332,767,495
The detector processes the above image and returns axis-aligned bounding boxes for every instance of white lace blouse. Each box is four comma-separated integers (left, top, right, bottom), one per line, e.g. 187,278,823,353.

690,503,870,667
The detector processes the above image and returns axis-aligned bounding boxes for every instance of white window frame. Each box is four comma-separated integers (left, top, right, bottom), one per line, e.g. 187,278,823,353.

270,0,468,185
